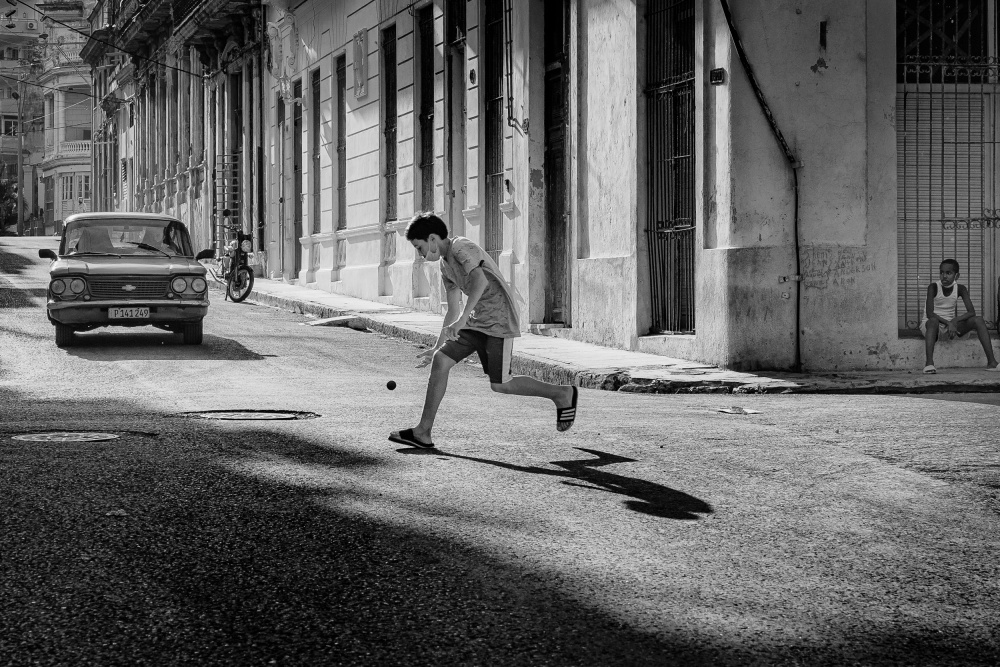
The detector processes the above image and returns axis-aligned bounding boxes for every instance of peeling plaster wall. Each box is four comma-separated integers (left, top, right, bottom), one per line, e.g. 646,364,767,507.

648,0,996,370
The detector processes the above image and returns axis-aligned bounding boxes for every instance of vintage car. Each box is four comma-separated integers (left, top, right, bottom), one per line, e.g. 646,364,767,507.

39,213,215,347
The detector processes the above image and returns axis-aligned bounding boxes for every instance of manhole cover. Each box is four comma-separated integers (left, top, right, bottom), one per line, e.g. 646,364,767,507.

12,432,121,442
182,410,320,421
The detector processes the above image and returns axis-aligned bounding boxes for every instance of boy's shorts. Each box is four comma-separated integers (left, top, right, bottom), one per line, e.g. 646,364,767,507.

440,329,513,384
919,319,971,338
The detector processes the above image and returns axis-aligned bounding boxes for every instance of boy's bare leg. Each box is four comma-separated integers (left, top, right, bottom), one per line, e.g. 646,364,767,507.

924,316,940,366
491,375,575,407
412,352,458,443
960,316,999,368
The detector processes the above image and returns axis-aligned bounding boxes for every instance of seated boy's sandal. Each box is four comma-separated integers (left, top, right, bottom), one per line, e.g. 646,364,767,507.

923,365,937,374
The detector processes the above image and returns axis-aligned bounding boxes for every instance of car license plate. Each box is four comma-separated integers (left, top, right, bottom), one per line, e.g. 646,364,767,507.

109,307,150,319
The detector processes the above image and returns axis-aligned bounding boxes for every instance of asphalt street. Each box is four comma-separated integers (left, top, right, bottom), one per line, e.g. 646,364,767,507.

2,236,999,666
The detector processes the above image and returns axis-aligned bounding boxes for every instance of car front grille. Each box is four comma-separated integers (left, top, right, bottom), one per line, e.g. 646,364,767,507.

88,278,170,300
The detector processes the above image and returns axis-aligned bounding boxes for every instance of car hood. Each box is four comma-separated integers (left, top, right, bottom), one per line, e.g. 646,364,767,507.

49,256,208,277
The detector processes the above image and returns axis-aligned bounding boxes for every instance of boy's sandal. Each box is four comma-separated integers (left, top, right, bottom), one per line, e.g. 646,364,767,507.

922,365,937,374
556,386,579,432
388,428,435,449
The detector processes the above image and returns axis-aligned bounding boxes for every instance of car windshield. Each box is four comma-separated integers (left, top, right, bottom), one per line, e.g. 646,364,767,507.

62,219,194,257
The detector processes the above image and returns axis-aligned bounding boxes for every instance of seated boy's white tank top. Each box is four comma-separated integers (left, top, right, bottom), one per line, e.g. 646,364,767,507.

932,280,961,320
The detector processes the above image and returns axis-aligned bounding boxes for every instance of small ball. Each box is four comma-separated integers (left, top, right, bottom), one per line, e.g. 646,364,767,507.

386,380,396,390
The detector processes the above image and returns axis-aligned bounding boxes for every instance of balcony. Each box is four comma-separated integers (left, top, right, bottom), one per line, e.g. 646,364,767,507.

45,140,91,160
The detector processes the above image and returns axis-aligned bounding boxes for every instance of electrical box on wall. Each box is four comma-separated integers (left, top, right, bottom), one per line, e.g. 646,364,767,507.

710,68,726,85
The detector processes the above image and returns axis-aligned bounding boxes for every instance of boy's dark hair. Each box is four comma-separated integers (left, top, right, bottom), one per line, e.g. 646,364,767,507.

405,212,449,241
940,258,960,273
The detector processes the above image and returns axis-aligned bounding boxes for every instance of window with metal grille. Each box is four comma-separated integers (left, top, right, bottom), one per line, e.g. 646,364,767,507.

484,0,504,263
293,79,303,272
336,54,347,230
382,25,398,222
311,68,321,234
645,0,696,334
417,6,435,213
896,0,999,331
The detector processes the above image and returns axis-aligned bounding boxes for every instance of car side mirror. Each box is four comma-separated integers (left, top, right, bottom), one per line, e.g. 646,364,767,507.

195,249,215,261
38,249,57,260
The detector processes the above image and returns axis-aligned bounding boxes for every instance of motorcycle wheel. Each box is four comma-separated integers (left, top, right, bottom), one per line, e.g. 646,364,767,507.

227,266,255,303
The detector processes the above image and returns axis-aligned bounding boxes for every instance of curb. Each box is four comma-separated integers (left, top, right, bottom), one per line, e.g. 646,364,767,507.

215,283,1000,395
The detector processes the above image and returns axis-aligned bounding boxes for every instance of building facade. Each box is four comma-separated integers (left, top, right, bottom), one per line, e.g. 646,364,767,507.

37,1,94,235
84,0,264,257
0,1,45,235
83,0,1000,372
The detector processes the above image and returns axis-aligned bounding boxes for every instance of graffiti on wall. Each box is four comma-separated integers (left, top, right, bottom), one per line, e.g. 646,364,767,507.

802,246,876,289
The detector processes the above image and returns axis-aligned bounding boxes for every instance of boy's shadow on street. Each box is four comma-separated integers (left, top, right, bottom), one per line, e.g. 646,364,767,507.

403,446,713,520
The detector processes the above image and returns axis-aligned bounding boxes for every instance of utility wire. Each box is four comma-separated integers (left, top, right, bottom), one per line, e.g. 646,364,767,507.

6,0,205,78
16,96,94,125
0,70,95,97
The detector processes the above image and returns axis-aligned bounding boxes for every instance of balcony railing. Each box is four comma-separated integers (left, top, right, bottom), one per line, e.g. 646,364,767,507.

62,140,91,154
46,141,92,159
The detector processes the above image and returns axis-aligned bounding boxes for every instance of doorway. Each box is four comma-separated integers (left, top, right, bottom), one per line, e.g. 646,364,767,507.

446,0,467,233
292,79,303,278
543,0,570,324
484,0,504,263
645,0,696,334
896,0,1000,331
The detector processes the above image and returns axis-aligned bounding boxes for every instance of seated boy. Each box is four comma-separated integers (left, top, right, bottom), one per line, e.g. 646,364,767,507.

921,258,998,373
389,213,578,449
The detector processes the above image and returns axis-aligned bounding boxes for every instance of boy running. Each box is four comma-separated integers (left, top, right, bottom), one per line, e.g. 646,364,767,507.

389,213,578,449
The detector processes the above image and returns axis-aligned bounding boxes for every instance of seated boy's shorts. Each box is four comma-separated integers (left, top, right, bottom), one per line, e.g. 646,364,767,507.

919,319,970,338
440,329,513,384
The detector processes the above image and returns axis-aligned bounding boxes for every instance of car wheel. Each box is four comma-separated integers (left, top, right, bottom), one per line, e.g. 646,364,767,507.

182,320,203,345
55,323,74,347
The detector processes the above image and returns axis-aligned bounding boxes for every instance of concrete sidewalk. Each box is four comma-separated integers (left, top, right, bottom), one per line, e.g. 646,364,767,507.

218,277,1000,394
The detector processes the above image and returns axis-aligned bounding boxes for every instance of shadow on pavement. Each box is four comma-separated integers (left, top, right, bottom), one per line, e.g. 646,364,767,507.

416,446,713,520
2,385,997,666
0,387,724,666
900,393,1000,407
0,285,47,308
63,332,266,361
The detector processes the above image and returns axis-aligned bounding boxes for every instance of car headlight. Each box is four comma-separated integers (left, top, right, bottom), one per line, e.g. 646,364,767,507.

240,240,253,253
171,277,188,293
50,279,66,295
191,277,207,292
69,278,86,294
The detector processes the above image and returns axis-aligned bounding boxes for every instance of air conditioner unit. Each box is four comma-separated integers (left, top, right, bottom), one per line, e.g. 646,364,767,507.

27,22,34,29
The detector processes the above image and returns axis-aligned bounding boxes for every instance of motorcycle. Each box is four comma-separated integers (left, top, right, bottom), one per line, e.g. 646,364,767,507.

209,208,255,302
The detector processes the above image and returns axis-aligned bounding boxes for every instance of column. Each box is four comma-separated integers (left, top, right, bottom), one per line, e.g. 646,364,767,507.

138,88,147,205
243,60,252,229
191,50,203,167
158,68,167,183
55,89,65,149
168,57,178,178
178,59,190,171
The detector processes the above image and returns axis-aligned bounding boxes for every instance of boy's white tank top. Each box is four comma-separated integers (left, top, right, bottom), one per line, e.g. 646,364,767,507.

931,280,961,320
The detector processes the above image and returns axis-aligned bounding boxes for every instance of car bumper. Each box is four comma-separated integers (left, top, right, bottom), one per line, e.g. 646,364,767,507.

47,298,209,326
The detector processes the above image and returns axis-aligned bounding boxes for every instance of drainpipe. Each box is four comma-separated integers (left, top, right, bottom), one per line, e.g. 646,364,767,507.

718,0,803,372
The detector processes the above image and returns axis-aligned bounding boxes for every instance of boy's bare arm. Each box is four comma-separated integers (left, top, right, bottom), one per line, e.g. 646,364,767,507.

925,284,941,322
416,287,464,367
954,285,976,323
444,267,488,339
